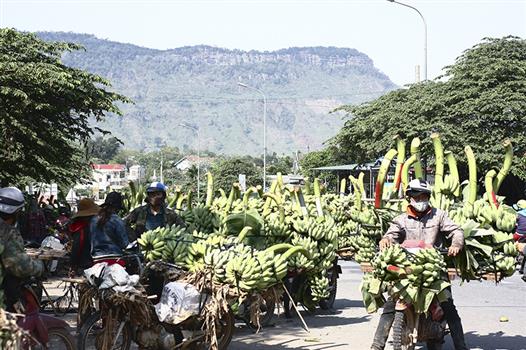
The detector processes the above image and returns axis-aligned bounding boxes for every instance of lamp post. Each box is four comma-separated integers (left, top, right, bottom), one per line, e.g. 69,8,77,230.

387,0,428,81
238,82,267,190
180,123,201,200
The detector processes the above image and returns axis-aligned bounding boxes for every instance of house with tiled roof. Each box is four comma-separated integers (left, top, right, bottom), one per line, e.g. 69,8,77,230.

91,164,127,191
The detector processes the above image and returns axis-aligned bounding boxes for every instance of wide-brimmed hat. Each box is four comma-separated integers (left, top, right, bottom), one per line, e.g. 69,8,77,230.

72,198,100,218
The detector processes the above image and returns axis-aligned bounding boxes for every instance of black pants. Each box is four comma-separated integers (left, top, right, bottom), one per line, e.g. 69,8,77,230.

371,297,468,350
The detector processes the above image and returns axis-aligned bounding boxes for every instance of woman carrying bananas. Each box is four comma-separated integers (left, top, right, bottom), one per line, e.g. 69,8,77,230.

371,179,468,350
90,192,129,266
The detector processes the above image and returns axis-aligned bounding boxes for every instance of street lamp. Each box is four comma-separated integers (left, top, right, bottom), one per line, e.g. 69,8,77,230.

387,0,428,81
179,122,201,200
238,82,268,190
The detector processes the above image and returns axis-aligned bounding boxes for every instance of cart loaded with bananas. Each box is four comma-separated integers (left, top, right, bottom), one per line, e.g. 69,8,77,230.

133,172,345,340
348,134,521,313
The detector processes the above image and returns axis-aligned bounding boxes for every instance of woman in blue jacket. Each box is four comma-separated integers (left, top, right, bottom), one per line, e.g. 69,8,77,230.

90,192,129,266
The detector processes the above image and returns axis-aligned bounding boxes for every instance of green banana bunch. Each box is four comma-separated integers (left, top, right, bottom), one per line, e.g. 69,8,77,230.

353,235,377,263
371,244,410,281
183,205,220,234
440,174,460,196
406,248,447,288
138,227,168,262
490,254,516,277
309,273,330,302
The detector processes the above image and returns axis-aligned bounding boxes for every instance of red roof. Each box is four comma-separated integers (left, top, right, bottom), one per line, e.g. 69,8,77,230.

92,164,126,171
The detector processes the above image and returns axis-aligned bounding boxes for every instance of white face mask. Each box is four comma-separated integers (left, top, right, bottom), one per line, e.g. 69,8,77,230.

410,198,429,212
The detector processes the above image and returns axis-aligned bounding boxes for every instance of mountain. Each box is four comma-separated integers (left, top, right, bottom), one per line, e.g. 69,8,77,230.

37,32,396,155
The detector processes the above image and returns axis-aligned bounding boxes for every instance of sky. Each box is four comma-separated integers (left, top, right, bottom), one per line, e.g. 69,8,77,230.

0,0,525,86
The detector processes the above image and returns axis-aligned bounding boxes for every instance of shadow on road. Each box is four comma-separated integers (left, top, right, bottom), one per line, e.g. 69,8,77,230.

230,337,350,350
463,331,526,350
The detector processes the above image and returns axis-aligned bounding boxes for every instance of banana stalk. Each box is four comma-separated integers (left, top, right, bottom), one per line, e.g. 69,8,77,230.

393,135,406,192
243,186,258,209
218,188,227,199
295,186,310,218
485,169,499,209
176,194,187,210
401,155,417,194
358,172,366,196
263,180,279,211
431,133,444,208
186,190,193,210
262,193,285,222
465,146,477,205
303,177,311,195
375,149,398,209
340,178,347,197
256,185,263,198
205,172,214,207
445,151,460,197
349,175,362,211
494,139,513,194
168,188,181,208
314,178,323,216
277,172,284,191
410,137,424,179
237,226,252,242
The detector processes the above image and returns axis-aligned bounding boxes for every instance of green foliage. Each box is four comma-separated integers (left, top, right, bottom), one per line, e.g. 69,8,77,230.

266,153,293,175
331,36,526,179
87,136,122,163
0,28,129,186
211,156,263,192
299,148,337,180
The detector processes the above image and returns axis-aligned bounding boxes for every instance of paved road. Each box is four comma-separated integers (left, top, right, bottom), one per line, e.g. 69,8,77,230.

230,261,526,350
48,260,526,349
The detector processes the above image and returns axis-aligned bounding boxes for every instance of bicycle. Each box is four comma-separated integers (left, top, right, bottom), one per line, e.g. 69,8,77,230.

36,278,79,317
77,260,235,350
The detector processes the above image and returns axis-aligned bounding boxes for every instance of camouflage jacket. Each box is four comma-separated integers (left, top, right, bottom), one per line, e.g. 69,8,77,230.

124,204,185,240
0,218,44,280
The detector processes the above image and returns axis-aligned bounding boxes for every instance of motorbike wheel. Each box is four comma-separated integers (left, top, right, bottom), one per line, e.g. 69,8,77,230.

77,311,132,350
216,310,235,350
392,310,416,350
47,327,76,350
319,267,338,310
244,297,276,329
190,310,235,350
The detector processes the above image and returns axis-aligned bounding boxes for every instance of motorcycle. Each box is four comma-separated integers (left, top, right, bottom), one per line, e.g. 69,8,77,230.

390,241,450,350
283,257,341,318
14,281,76,349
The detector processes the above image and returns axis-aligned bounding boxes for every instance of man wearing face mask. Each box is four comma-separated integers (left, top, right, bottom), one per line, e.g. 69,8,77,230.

371,179,467,350
124,182,185,241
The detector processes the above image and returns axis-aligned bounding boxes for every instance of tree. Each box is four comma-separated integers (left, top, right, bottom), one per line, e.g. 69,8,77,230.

87,136,122,163
330,36,526,179
211,156,262,192
266,153,293,175
0,29,129,186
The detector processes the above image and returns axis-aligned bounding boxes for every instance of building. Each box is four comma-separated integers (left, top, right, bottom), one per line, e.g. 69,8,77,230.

174,155,214,171
128,164,145,183
91,164,127,192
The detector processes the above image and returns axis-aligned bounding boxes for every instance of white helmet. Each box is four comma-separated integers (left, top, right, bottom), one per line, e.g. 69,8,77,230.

0,187,25,214
405,179,432,197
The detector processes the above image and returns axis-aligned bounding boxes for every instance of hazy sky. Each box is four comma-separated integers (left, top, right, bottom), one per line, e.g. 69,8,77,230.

1,0,525,85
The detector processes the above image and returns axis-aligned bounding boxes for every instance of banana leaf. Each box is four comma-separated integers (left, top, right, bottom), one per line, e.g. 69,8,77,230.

224,209,263,237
